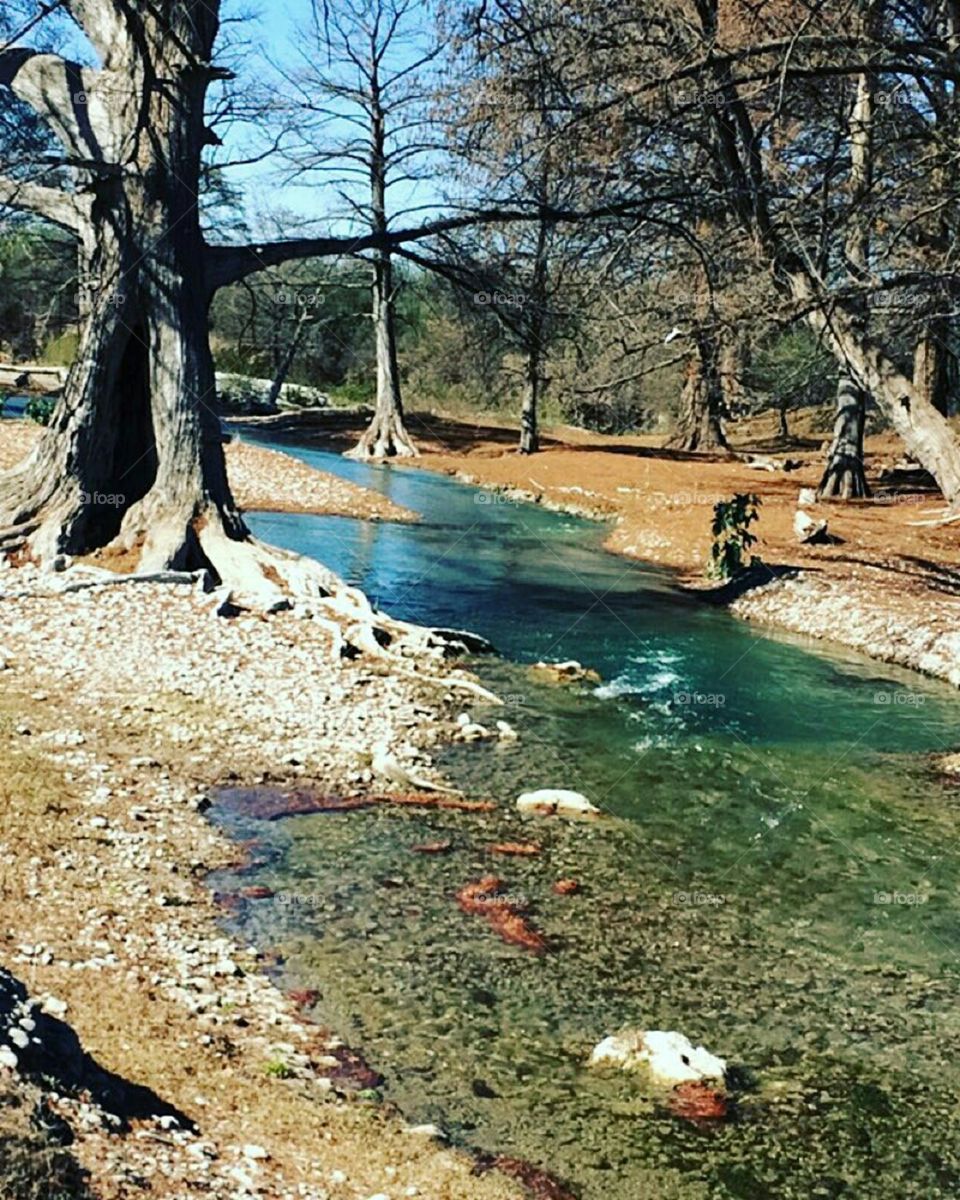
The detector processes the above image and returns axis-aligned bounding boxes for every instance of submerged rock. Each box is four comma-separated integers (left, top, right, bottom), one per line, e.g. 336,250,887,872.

667,1081,731,1123
531,659,601,685
517,789,600,818
589,1029,727,1085
456,876,547,955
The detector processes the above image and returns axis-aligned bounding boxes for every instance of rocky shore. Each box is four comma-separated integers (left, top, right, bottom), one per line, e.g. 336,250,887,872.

0,568,522,1199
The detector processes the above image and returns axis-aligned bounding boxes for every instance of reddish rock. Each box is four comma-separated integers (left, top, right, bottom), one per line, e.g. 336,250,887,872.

287,989,320,1010
552,879,580,896
667,1081,729,1123
474,1154,576,1200
320,1044,384,1092
240,885,274,900
456,876,547,955
489,841,540,856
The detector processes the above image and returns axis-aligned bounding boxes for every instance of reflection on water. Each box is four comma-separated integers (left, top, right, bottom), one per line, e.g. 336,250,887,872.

216,434,960,1198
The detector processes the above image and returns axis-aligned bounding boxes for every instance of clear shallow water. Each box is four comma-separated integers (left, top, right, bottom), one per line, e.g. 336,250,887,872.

214,433,960,1199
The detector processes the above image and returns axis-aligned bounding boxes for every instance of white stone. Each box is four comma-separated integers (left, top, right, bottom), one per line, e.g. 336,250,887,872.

794,509,829,544
243,1144,269,1160
516,789,600,818
403,1123,445,1138
0,1045,18,1070
589,1029,726,1085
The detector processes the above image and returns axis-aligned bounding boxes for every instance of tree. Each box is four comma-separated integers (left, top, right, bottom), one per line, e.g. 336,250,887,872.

0,0,479,601
279,0,446,459
445,0,592,453
568,0,960,501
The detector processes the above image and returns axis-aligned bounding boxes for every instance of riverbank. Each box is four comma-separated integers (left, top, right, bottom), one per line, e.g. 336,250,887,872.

0,422,416,524
0,570,524,1199
254,408,960,690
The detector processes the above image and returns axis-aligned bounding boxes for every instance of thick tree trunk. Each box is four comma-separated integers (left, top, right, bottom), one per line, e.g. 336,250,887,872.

817,7,873,500
0,12,247,577
914,318,956,418
789,272,960,503
346,79,417,462
668,345,728,452
818,374,870,499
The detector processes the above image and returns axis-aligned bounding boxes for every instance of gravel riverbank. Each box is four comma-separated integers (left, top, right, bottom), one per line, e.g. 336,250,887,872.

0,569,522,1200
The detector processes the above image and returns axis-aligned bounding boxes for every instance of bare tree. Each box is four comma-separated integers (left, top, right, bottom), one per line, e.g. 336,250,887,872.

279,0,447,458
0,0,490,595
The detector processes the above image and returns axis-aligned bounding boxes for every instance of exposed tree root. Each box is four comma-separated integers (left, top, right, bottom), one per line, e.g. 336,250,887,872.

344,410,420,460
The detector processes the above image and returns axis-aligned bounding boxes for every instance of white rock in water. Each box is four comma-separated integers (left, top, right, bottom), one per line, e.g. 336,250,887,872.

0,1045,18,1070
495,720,518,742
516,789,600,818
589,1030,726,1085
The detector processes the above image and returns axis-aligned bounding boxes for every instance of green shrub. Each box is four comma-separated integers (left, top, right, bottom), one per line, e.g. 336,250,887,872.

25,395,56,425
709,493,762,580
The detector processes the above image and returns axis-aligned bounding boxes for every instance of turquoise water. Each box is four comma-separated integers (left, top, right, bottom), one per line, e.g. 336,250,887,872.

213,433,960,1200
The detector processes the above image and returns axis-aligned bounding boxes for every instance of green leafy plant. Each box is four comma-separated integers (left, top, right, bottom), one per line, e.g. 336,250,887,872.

710,493,762,580
25,395,56,426
264,1057,293,1079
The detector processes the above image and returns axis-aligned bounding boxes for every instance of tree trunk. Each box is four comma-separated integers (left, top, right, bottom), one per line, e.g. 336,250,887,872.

519,342,541,455
914,318,956,418
0,7,247,577
265,306,311,410
818,374,870,499
789,271,960,502
668,343,728,452
346,251,418,459
817,6,875,499
345,74,417,462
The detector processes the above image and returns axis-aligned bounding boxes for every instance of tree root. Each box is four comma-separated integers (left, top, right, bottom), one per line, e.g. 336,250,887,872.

344,411,420,460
